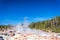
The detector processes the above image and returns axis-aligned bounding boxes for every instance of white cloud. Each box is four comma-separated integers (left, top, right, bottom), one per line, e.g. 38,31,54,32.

23,16,47,22
23,16,28,21
33,17,46,22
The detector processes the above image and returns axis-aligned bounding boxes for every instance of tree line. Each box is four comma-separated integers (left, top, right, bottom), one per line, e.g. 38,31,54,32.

29,16,60,33
0,24,13,31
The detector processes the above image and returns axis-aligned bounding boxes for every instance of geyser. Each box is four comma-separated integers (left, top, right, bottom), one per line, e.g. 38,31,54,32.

15,20,33,34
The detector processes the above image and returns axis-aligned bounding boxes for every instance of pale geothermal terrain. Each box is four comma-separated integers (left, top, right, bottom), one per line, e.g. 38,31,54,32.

0,21,60,40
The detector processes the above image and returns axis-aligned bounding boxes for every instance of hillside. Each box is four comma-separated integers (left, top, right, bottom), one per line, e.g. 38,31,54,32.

29,16,60,33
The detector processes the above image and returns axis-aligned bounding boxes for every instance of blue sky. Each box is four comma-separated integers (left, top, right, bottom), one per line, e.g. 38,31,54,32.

0,0,60,25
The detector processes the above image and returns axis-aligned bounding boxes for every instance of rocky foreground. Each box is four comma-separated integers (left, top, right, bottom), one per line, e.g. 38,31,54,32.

0,30,60,40
5,33,60,40
0,29,60,40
